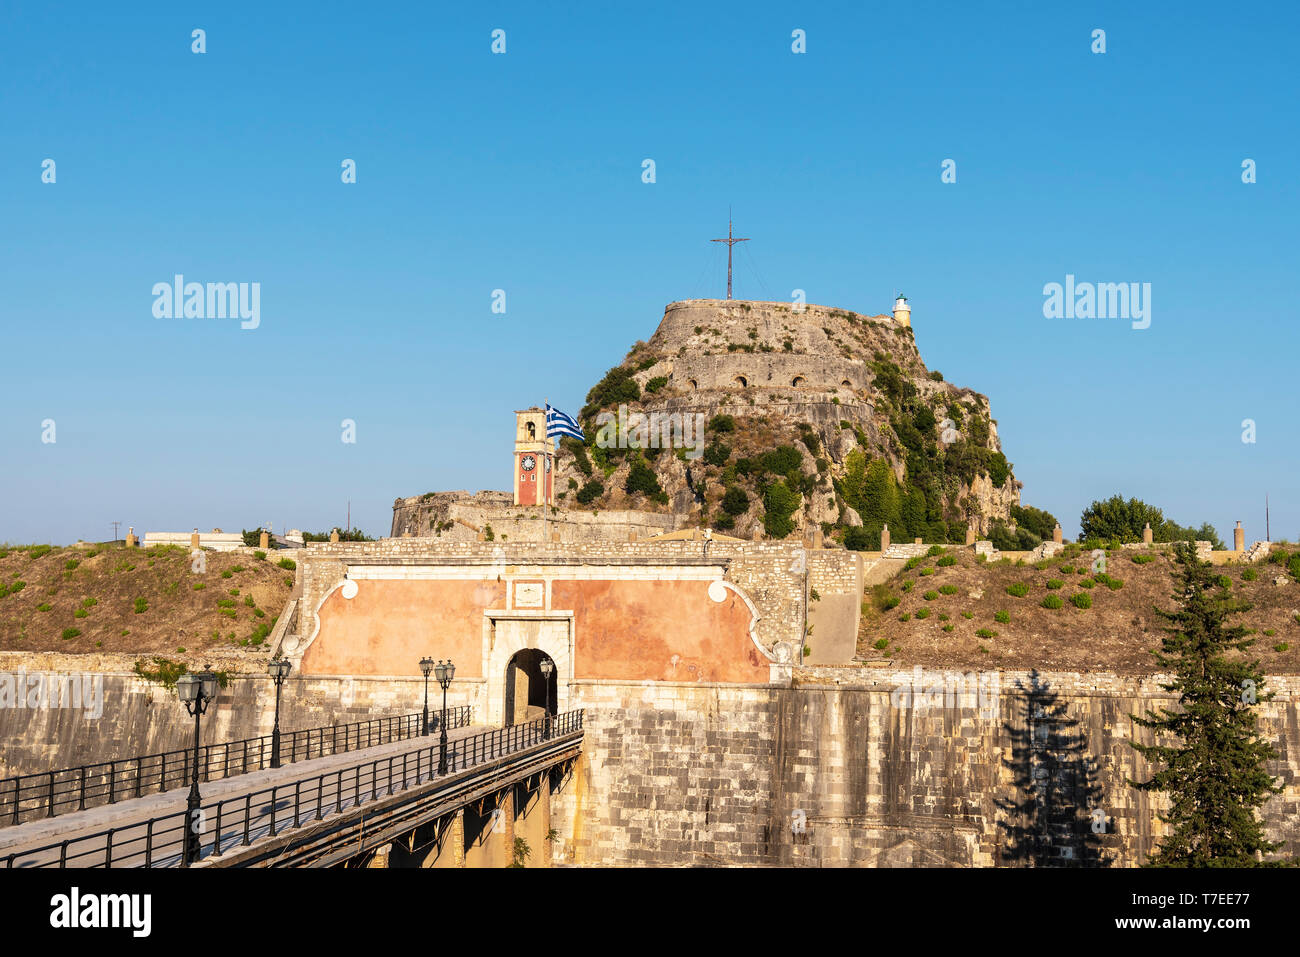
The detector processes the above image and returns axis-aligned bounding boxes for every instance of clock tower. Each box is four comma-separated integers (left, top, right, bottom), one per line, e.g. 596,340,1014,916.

513,408,554,507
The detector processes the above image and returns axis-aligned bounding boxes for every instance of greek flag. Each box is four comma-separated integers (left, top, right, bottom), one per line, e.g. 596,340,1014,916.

546,404,584,441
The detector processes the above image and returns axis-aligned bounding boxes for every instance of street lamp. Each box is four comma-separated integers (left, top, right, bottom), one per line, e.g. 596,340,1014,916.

434,659,455,774
539,657,554,739
267,657,292,768
419,657,435,735
177,667,219,867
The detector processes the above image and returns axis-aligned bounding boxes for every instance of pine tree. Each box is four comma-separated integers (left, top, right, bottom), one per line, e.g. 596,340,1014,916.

1129,542,1285,866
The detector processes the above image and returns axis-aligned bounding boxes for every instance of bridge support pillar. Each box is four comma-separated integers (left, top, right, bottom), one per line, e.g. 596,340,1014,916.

512,776,552,868
463,793,513,868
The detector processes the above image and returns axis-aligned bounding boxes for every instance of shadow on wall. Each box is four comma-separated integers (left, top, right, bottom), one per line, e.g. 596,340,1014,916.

995,671,1112,868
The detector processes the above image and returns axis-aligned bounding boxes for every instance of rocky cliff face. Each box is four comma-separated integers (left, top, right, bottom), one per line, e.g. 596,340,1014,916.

556,299,1021,544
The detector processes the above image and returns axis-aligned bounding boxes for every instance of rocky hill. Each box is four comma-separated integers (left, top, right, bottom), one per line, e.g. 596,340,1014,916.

553,298,1021,546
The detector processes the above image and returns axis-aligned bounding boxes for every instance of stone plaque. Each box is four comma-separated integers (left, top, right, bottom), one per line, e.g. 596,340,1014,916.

515,582,544,608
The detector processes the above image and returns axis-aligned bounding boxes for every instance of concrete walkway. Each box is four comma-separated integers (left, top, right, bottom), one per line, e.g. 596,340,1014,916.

0,724,486,867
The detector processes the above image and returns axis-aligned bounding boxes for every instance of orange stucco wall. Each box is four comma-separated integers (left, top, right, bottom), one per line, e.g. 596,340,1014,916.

302,575,765,683
554,579,765,683
301,579,503,676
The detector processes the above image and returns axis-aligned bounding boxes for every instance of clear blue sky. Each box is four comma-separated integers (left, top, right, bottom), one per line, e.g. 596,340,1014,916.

3,1,1296,545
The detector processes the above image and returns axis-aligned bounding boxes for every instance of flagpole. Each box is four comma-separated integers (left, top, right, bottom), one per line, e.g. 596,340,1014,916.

543,398,549,550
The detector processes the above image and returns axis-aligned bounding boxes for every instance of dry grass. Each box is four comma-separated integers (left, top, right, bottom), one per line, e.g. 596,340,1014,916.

0,543,295,655
859,545,1300,674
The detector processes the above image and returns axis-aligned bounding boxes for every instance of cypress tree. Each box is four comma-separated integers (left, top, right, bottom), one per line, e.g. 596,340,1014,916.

1128,542,1286,866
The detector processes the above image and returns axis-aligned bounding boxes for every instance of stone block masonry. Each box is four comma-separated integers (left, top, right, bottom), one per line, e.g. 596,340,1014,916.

551,671,1300,867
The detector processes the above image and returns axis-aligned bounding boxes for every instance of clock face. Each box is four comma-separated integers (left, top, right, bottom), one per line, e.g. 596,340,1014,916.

521,454,536,472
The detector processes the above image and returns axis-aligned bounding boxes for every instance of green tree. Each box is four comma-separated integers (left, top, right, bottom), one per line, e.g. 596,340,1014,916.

1080,494,1221,547
762,481,801,539
1128,543,1286,866
1010,505,1059,541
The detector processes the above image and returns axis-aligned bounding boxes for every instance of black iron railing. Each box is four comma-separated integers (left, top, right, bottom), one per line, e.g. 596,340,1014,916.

3,709,583,869
0,706,472,827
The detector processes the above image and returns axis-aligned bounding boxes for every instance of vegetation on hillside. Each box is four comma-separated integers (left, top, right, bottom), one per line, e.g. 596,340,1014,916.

1080,495,1225,549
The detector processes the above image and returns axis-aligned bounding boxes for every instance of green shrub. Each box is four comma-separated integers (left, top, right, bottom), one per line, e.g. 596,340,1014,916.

217,598,235,608
192,582,206,591
37,603,51,612
939,584,958,595
7,581,24,595
901,581,913,592
942,624,954,632
133,597,149,614
899,613,911,622
707,414,736,433
219,608,236,619
880,595,901,611
1096,574,1124,590
923,590,938,601
64,559,80,571
1275,642,1290,653
1216,574,1232,589
576,479,604,505
278,558,297,571
1046,578,1064,590
625,460,663,498
29,545,52,559
244,595,255,607
904,556,926,571
1079,577,1095,589
1005,582,1030,598
975,628,998,639
1262,628,1275,637
1131,554,1155,565
1058,565,1075,575
918,567,934,577
644,376,668,394
936,554,957,567
926,545,946,557
1070,592,1092,609
961,611,974,620
73,608,87,619
938,613,950,621
702,441,731,466
721,487,750,516
1242,567,1258,581
1040,594,1064,609
762,481,801,539
61,628,81,640
915,607,931,619
994,610,1010,624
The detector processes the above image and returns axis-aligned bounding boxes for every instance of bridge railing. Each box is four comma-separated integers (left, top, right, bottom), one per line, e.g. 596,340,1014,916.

0,706,473,827
3,709,583,869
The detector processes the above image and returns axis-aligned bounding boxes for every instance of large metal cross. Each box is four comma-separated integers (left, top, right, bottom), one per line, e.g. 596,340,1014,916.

710,217,750,300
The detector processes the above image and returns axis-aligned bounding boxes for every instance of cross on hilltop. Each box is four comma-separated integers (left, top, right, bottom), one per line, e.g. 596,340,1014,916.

710,217,749,300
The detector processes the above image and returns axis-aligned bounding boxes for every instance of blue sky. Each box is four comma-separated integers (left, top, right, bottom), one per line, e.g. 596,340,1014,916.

3,1,1296,544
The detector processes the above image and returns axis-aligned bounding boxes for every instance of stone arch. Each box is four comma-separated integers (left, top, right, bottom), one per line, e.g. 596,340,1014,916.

791,376,805,387
734,375,748,388
688,379,697,390
503,648,558,725
841,379,852,387
483,614,572,727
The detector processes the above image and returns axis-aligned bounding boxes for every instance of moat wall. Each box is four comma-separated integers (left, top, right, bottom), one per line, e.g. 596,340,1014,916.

551,671,1300,867
3,659,1297,866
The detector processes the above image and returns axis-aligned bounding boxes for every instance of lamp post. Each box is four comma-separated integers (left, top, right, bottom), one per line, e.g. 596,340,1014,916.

434,659,455,774
267,657,291,768
419,656,434,736
539,657,554,739
177,667,219,867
